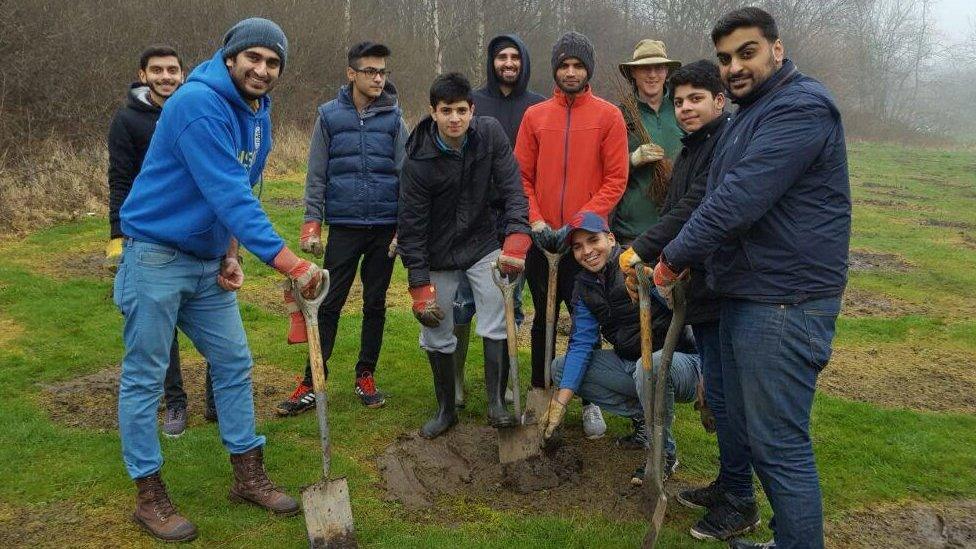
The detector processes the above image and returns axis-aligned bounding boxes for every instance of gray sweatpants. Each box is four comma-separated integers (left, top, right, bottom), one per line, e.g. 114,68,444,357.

420,249,506,353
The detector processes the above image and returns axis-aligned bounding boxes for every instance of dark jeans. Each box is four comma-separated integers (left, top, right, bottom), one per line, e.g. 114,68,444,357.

163,332,214,411
302,225,395,384
720,296,841,549
525,246,581,388
692,321,754,499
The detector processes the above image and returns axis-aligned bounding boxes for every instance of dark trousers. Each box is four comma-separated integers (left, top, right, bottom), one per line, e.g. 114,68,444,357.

692,321,754,499
720,296,840,549
302,225,396,384
525,246,581,388
163,331,214,411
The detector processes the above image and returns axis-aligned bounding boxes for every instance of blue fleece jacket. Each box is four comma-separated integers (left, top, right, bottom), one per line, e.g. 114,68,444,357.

120,49,285,263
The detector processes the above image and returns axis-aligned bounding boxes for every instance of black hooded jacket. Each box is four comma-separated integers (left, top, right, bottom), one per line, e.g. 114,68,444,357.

107,83,162,238
472,34,546,144
398,116,530,287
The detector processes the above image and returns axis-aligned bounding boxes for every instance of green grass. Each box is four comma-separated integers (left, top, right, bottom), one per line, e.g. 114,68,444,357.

1,141,974,547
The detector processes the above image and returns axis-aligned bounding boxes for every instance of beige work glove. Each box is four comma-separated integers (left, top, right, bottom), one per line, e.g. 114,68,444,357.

539,397,568,440
630,143,665,167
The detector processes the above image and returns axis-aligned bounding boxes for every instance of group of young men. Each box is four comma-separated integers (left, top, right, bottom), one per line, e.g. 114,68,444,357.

108,7,850,548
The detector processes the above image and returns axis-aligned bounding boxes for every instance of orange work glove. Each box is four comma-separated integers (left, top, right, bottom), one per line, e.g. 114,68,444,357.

282,279,308,344
652,256,688,309
409,284,444,328
299,221,324,256
498,233,531,275
273,247,323,299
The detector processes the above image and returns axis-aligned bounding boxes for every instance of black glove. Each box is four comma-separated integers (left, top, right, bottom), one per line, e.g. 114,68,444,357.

531,225,571,255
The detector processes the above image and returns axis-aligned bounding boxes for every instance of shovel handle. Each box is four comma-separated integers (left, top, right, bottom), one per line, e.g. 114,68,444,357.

492,263,523,418
542,250,563,391
293,271,334,478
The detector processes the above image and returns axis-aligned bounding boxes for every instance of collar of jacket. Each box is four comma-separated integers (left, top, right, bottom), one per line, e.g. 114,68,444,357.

730,58,799,109
552,85,593,108
636,89,672,116
681,113,729,146
408,115,479,161
337,82,399,117
126,82,162,113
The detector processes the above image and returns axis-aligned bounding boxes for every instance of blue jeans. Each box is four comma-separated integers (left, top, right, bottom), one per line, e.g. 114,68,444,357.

721,296,840,549
114,240,264,479
454,272,524,326
692,322,754,499
551,349,699,458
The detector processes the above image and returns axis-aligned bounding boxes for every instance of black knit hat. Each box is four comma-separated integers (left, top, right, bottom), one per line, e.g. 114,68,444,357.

222,18,288,72
551,31,595,80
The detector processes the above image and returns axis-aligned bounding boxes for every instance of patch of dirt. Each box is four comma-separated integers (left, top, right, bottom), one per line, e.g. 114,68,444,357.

849,250,913,273
861,181,906,190
841,288,925,318
39,360,297,431
828,500,976,548
0,315,24,347
822,347,976,414
869,188,928,201
857,198,935,213
0,500,147,548
263,197,305,208
377,423,652,519
920,219,976,230
58,252,113,279
960,234,976,251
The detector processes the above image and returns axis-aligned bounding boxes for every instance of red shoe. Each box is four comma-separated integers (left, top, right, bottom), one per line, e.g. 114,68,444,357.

355,372,386,408
274,377,315,416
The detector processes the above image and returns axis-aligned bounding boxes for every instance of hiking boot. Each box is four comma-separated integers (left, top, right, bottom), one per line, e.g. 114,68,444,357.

228,447,300,516
275,377,315,416
355,371,386,408
419,351,458,439
582,403,607,439
690,493,761,541
729,538,776,548
162,405,187,438
630,455,678,486
616,417,648,450
483,338,517,428
453,323,470,408
132,472,197,542
676,478,725,510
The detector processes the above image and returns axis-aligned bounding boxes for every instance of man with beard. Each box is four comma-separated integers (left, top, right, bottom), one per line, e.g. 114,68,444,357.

650,7,851,548
515,31,629,440
106,46,216,437
276,41,408,416
448,34,545,409
116,18,322,542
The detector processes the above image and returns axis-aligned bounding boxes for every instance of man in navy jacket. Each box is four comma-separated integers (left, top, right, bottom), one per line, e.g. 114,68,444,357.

650,8,850,549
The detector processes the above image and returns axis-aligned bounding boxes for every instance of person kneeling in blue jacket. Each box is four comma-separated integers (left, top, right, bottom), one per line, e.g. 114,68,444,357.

539,212,702,485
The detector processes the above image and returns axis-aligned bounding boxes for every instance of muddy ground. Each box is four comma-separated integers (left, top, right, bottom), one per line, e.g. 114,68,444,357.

848,250,913,273
59,252,113,279
0,499,148,549
39,359,297,431
841,287,925,318
822,346,976,414
828,500,976,548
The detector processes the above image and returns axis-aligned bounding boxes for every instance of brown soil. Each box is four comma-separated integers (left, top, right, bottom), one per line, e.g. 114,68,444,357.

920,219,976,230
263,197,305,208
961,234,976,251
376,423,654,520
822,347,976,414
39,359,297,431
861,181,906,190
841,287,925,318
857,198,935,213
0,314,24,347
869,188,928,201
828,500,976,548
0,500,148,549
848,250,913,273
59,252,113,279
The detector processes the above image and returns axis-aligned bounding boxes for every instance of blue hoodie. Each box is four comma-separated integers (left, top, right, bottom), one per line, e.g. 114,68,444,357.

120,49,285,263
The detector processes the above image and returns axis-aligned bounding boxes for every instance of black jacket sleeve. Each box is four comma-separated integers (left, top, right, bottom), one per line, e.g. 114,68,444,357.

107,111,137,238
397,161,433,287
631,156,709,263
488,120,530,237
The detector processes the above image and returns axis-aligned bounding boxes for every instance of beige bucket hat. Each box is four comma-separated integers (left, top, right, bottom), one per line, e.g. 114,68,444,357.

618,39,681,79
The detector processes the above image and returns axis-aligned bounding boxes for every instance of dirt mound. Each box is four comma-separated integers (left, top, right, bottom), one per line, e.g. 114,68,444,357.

842,288,925,318
849,250,913,273
59,252,112,279
377,423,650,519
822,347,976,414
828,500,976,548
39,360,297,431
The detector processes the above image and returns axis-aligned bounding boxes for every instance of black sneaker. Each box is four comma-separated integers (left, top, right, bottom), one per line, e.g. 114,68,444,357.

729,538,776,548
630,455,678,486
690,493,761,541
676,478,725,510
275,377,315,416
203,404,218,423
355,372,386,408
615,417,648,450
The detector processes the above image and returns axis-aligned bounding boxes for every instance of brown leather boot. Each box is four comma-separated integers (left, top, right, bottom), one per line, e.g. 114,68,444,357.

132,472,198,542
228,447,300,515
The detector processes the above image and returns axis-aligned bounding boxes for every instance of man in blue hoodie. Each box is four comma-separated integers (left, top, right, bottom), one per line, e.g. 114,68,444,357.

646,7,851,549
116,18,322,542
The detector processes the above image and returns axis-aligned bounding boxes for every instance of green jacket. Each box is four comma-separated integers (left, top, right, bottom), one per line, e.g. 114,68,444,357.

611,93,684,241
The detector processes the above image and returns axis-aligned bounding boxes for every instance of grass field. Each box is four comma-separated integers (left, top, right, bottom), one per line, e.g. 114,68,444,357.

0,141,974,548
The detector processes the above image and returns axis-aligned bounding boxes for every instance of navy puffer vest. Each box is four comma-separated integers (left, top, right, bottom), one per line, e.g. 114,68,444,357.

319,86,401,225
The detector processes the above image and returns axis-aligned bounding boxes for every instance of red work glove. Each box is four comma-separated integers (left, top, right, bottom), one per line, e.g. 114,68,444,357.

273,247,323,299
300,221,324,256
498,233,531,275
409,284,444,328
282,279,308,344
652,255,687,309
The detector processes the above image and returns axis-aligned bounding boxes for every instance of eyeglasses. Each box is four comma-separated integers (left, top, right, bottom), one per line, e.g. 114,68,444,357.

352,67,390,78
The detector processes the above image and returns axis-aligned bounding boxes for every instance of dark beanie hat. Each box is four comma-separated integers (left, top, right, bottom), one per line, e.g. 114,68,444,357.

490,37,519,59
551,31,595,80
222,18,288,72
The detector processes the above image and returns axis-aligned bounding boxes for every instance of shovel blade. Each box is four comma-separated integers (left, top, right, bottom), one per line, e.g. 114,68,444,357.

497,425,541,464
523,387,552,426
302,477,357,548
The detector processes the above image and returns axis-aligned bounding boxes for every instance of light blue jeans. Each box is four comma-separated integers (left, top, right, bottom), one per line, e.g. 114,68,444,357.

114,240,264,479
551,349,700,458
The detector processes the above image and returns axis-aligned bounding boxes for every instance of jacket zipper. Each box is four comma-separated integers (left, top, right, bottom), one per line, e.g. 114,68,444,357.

559,99,572,226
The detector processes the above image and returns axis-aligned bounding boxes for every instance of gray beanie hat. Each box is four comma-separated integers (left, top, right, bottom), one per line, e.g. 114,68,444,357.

551,31,595,80
222,18,288,71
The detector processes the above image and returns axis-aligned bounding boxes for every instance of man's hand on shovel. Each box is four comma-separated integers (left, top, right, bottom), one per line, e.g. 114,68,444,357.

273,247,324,299
653,256,689,309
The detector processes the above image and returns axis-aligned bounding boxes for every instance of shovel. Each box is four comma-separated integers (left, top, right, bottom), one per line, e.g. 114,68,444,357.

293,272,358,548
636,266,687,548
492,263,542,464
523,248,563,427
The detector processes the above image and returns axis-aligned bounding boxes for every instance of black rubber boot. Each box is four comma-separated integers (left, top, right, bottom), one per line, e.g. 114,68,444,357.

453,323,470,408
420,351,458,439
482,338,517,428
